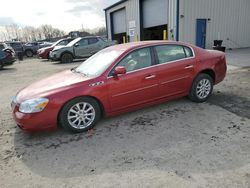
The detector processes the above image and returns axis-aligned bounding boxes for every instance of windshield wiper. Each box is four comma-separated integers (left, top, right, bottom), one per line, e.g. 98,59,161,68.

71,68,86,76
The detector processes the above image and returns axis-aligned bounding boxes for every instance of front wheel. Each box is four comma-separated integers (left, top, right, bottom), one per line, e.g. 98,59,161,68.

188,73,213,103
59,97,101,133
61,53,73,63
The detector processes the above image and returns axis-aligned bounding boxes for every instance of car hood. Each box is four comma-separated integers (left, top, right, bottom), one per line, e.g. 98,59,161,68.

16,70,92,102
53,46,70,51
39,46,53,51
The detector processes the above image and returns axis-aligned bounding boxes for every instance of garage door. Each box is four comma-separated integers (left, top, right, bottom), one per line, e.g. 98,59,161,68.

142,0,168,28
112,8,126,34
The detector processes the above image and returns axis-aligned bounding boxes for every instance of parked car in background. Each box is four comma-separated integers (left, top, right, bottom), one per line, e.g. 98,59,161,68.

50,36,117,63
37,38,74,59
5,41,24,60
0,42,16,69
24,41,52,57
11,41,227,133
5,41,24,54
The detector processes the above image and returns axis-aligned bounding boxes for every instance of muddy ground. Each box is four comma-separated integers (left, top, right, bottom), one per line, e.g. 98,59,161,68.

0,57,250,188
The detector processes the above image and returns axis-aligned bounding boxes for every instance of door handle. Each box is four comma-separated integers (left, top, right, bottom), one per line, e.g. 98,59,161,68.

145,75,156,80
185,65,194,69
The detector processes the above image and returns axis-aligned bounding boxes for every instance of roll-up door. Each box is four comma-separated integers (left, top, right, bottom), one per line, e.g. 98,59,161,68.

111,8,127,43
142,0,168,28
141,0,169,40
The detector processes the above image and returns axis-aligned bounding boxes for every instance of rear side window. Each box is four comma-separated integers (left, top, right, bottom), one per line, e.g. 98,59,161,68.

155,45,186,64
184,46,193,57
88,38,98,45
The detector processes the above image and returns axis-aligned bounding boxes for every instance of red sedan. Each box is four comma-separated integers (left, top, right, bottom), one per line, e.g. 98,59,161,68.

37,38,73,59
11,41,227,133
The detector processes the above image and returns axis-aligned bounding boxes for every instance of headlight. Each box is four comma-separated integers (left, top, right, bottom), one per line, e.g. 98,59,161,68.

19,98,49,113
39,49,45,54
11,96,17,110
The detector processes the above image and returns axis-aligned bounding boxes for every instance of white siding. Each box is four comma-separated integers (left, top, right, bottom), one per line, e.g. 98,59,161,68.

168,0,177,40
179,0,250,49
105,0,250,48
142,0,169,28
106,0,140,42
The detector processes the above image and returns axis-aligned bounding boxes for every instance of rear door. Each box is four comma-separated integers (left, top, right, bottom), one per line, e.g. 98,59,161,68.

154,44,196,98
107,47,159,112
87,37,103,55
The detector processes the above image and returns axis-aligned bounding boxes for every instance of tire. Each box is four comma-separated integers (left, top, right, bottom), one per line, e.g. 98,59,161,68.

188,73,213,103
25,50,33,57
61,53,73,63
0,61,3,69
59,97,101,133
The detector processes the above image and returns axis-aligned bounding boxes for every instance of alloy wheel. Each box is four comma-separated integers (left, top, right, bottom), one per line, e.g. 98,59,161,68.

196,78,212,99
67,102,96,129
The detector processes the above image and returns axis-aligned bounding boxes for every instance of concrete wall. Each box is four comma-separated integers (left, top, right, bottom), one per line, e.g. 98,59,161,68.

179,0,250,49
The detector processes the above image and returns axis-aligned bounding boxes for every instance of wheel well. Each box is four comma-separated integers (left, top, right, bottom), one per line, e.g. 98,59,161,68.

25,49,33,53
57,96,105,127
199,69,215,83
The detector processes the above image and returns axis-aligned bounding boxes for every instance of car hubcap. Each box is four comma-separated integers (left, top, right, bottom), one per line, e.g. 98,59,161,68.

196,79,211,99
67,102,95,129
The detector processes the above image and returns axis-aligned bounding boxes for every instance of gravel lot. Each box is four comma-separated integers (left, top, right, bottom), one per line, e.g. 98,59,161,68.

0,54,250,187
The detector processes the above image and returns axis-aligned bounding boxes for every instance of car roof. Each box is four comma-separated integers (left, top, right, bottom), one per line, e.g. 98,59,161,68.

107,40,199,52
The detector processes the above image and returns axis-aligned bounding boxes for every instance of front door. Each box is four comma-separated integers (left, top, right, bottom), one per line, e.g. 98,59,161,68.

196,19,207,49
107,47,159,112
74,38,90,57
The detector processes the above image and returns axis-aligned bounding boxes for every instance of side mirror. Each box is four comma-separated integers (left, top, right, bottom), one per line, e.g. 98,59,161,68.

74,43,80,47
113,66,126,76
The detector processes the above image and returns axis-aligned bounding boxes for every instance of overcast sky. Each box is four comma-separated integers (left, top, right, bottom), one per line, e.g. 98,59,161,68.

0,0,120,31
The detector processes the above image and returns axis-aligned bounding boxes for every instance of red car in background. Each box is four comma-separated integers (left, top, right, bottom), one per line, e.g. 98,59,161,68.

37,38,74,59
11,41,227,133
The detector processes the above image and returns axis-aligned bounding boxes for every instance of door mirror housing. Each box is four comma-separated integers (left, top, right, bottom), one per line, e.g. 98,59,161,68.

113,66,126,76
74,43,80,47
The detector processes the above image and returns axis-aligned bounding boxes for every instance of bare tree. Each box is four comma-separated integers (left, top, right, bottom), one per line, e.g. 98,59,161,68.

5,24,20,41
94,27,107,36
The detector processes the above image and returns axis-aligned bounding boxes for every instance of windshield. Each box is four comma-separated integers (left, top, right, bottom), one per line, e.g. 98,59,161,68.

75,48,123,77
66,38,81,47
52,40,62,47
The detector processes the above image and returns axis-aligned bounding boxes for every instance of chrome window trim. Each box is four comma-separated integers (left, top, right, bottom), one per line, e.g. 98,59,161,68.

107,44,196,79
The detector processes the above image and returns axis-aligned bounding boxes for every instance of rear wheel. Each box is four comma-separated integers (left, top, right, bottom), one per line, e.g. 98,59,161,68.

188,73,213,103
61,53,73,63
59,97,101,133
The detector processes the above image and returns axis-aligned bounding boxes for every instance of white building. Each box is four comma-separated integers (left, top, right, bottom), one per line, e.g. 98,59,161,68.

104,0,250,49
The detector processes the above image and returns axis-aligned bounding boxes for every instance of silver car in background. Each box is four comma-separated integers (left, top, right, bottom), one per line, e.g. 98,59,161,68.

50,36,117,63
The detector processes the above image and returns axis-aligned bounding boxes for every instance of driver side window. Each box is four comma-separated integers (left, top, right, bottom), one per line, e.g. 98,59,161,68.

79,39,88,46
117,48,152,73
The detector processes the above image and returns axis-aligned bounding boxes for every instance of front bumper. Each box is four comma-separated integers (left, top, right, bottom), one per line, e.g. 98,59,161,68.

38,52,48,59
49,51,60,61
12,104,57,132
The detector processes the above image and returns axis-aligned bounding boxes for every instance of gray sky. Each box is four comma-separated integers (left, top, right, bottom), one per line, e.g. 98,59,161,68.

0,0,120,31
